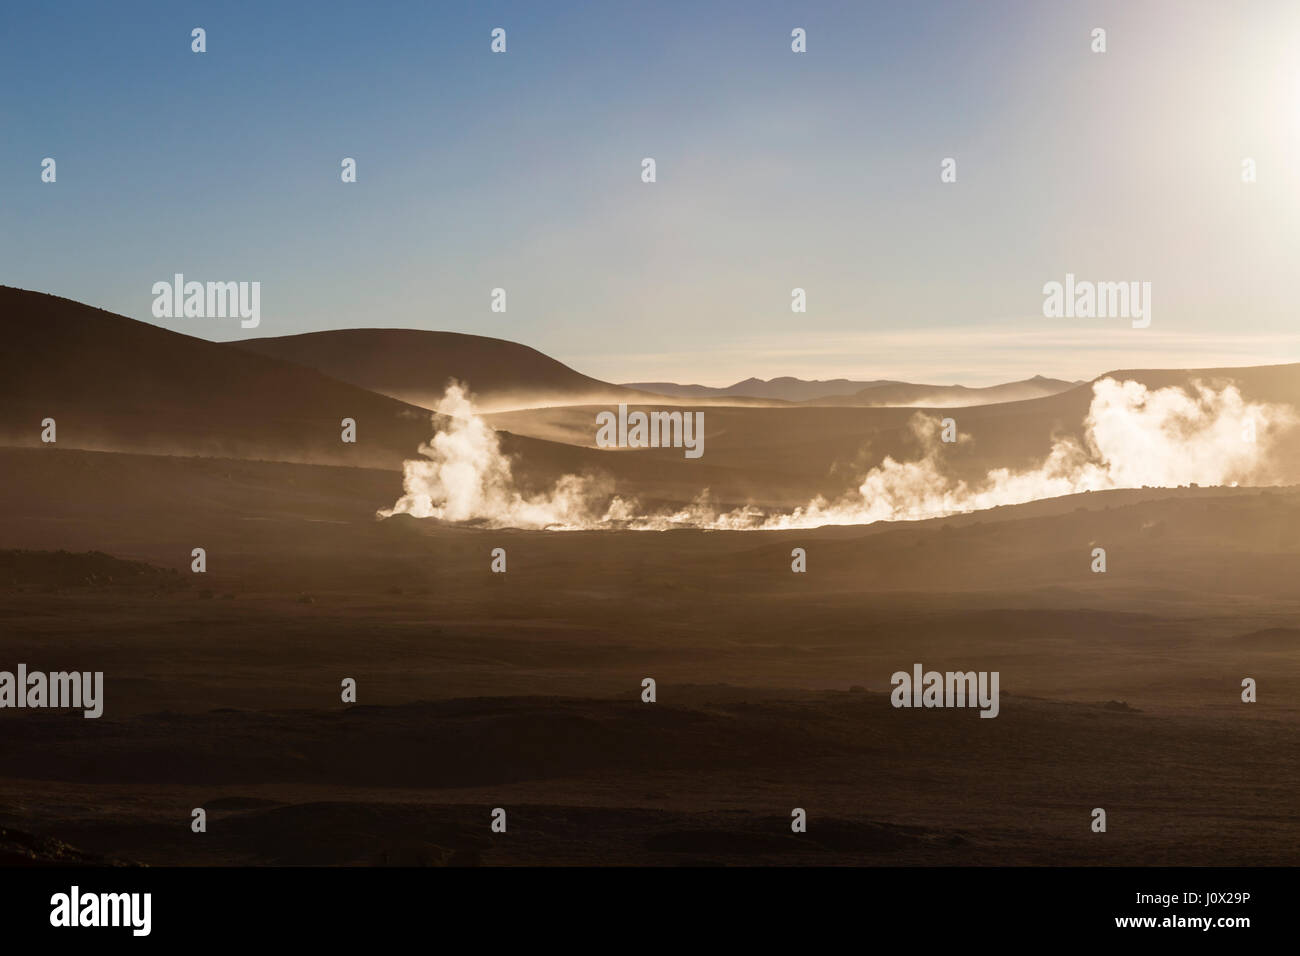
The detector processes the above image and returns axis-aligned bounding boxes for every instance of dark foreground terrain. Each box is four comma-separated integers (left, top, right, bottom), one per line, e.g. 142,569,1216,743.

1,447,1297,865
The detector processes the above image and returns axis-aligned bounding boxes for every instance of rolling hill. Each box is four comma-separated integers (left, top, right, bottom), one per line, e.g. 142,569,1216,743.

235,328,655,412
5,286,1300,522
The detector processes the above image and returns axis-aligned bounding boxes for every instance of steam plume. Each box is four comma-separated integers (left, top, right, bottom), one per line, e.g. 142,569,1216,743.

380,378,1296,531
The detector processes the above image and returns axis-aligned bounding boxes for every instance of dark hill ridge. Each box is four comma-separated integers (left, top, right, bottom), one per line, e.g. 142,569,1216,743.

235,328,655,412
0,287,813,505
0,286,436,469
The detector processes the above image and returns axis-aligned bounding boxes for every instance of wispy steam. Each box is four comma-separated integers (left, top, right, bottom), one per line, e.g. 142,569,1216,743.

380,378,1296,531
379,382,624,529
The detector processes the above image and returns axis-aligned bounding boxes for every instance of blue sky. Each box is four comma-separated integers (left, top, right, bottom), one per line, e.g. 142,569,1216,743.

3,0,1298,385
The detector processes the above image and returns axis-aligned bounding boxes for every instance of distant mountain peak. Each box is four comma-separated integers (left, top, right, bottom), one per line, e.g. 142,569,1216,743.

622,374,1075,405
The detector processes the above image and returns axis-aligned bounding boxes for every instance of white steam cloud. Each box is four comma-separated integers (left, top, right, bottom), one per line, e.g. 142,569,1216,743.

379,378,1296,531
378,383,620,528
